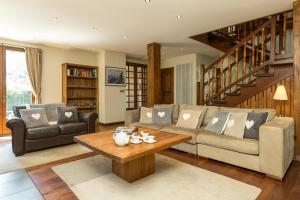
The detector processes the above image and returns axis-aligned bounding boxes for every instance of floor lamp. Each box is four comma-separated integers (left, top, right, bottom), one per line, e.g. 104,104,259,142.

273,85,288,117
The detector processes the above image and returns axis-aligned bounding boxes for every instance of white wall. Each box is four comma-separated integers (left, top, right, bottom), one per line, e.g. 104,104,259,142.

97,50,126,124
162,53,216,104
0,38,97,104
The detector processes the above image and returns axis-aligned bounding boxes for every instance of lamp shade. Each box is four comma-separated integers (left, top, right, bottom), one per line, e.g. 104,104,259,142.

273,85,288,100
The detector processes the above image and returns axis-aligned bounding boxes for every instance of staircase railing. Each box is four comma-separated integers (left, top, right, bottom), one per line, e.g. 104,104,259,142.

199,10,292,105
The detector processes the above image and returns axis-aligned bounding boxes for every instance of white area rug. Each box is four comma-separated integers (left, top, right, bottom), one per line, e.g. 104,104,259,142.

0,140,92,174
53,155,261,200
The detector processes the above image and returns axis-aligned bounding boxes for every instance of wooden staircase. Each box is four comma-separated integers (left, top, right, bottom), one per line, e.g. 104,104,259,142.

198,10,294,107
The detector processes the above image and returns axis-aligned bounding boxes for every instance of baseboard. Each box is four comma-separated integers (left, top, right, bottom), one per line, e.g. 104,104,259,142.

97,121,124,126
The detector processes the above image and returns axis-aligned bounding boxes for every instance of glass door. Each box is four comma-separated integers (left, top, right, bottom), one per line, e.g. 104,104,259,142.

1,46,32,134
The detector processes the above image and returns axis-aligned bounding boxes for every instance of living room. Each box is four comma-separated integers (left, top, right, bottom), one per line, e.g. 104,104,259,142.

0,0,298,199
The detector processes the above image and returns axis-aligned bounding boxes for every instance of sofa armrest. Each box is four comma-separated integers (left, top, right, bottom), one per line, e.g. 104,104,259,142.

125,109,140,126
6,118,26,156
259,117,295,179
78,112,98,133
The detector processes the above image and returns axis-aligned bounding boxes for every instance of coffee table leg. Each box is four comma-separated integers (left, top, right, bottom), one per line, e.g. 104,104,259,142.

112,154,155,182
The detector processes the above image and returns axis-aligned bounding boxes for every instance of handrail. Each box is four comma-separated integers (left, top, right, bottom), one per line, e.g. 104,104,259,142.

204,20,271,73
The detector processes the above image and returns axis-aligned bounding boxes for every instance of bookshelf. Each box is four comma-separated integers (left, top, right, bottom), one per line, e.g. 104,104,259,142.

62,63,98,114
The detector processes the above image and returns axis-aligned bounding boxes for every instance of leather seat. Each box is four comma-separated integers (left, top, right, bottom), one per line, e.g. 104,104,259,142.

59,122,87,135
26,125,60,140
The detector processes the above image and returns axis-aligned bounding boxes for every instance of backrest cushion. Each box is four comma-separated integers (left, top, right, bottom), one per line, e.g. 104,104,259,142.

202,106,220,126
139,107,153,124
30,103,65,122
205,111,231,134
152,107,172,125
56,106,79,124
154,104,179,123
13,105,27,118
244,112,268,140
224,112,248,139
176,109,202,129
220,107,253,113
252,108,276,122
19,108,49,128
180,104,208,128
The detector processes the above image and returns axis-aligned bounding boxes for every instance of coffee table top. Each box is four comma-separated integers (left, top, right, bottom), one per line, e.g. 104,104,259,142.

74,128,191,163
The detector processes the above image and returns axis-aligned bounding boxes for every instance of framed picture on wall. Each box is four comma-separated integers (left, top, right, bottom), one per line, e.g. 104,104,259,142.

105,66,126,86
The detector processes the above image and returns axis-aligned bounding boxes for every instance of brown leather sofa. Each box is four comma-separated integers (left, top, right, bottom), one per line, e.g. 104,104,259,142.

6,105,98,156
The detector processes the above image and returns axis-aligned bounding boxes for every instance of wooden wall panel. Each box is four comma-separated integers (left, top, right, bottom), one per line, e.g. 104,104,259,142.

236,75,294,117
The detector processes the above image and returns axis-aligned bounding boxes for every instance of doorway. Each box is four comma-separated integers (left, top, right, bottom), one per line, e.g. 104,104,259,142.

0,45,32,134
161,68,174,104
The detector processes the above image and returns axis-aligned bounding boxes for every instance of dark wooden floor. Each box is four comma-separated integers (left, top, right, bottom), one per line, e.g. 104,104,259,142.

2,124,300,200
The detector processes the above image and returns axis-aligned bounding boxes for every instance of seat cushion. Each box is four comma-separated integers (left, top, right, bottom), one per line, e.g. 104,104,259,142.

59,122,87,135
196,129,259,155
26,125,60,140
129,122,165,130
161,125,199,144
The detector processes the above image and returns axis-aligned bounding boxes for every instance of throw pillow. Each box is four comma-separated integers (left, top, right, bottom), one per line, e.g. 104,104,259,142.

253,109,275,122
244,112,268,140
224,112,248,139
176,109,202,129
57,106,79,124
179,104,208,127
30,103,65,122
19,108,49,128
152,107,172,125
204,111,231,134
154,104,179,123
202,106,220,126
139,107,153,124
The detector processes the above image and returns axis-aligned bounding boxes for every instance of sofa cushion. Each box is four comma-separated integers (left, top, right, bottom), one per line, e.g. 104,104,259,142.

253,108,276,122
176,109,202,129
224,112,248,139
205,111,231,134
59,122,87,135
139,107,153,124
244,112,268,140
203,106,220,126
179,104,208,127
220,107,253,113
57,106,79,124
196,129,259,155
26,125,60,140
20,108,49,128
161,125,199,144
154,104,179,123
129,122,165,130
152,107,172,125
30,103,65,122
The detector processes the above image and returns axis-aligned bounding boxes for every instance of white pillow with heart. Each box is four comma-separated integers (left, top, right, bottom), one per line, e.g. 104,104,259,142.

227,119,235,128
224,112,249,139
31,113,41,120
176,110,202,129
146,112,152,119
183,113,191,121
65,111,73,118
245,120,255,129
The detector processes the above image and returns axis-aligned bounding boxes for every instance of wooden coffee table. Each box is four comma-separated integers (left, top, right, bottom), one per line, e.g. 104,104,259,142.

74,128,191,182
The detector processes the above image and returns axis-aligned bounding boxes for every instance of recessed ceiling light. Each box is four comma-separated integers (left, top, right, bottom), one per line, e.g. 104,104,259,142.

92,27,98,31
123,35,127,39
145,0,151,3
177,15,182,19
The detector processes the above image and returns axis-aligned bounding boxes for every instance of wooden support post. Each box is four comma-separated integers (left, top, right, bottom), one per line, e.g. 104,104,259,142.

199,65,205,105
270,15,277,64
147,43,161,107
294,0,300,158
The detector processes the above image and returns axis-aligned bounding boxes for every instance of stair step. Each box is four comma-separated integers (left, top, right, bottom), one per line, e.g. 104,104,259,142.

254,73,274,77
211,99,227,104
237,83,256,87
225,92,241,96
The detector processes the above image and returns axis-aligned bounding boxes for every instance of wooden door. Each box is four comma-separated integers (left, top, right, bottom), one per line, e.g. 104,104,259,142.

161,68,174,104
0,45,3,134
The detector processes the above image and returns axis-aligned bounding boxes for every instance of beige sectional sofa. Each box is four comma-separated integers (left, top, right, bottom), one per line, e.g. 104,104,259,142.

125,104,295,180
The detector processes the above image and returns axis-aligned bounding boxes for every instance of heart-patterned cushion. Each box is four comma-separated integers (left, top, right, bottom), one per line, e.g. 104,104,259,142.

205,111,231,134
152,107,172,125
243,112,268,140
19,108,49,128
139,107,153,124
224,112,248,139
176,110,202,129
57,106,79,124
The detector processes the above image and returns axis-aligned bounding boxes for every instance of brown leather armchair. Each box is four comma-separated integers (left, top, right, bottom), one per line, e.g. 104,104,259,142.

6,105,98,156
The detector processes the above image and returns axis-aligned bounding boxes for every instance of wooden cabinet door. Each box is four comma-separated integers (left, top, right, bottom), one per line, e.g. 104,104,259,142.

161,68,174,104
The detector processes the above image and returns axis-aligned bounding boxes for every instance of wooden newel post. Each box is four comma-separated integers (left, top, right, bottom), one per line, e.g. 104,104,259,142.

199,65,205,105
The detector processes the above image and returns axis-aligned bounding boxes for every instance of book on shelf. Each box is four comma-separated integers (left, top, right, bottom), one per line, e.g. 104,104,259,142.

67,68,97,78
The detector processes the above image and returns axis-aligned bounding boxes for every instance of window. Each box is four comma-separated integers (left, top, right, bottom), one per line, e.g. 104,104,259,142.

5,48,32,119
126,63,147,110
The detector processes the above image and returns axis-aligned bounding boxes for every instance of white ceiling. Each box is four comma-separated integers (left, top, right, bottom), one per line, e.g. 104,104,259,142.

0,0,293,59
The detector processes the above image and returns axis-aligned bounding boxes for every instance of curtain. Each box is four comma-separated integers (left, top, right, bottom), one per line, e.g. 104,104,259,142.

25,47,42,104
176,63,192,104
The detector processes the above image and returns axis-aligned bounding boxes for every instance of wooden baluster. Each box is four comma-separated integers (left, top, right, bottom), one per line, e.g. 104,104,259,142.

237,25,240,40
270,15,276,64
214,64,217,96
207,67,211,99
243,23,247,39
261,28,265,66
243,42,247,82
220,60,223,98
281,12,287,55
200,65,205,105
228,55,232,92
251,36,255,69
235,48,239,81
255,35,259,66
